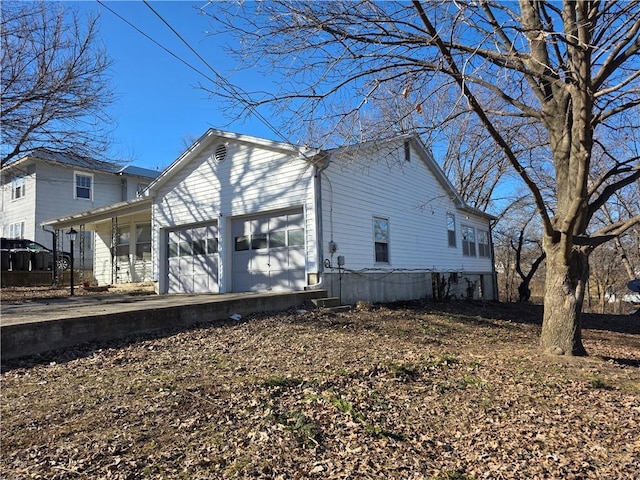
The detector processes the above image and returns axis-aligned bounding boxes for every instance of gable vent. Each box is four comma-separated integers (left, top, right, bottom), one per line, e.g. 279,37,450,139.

214,143,227,162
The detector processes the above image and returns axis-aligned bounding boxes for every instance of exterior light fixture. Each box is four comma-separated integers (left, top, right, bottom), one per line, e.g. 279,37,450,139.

66,228,77,295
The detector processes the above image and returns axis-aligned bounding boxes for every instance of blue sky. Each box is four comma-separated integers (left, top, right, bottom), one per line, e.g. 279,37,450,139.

72,1,276,171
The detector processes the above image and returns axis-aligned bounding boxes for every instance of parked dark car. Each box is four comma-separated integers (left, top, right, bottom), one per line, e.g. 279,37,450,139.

0,238,72,271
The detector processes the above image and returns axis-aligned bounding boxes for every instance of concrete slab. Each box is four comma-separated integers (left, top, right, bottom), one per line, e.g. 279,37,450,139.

1,290,326,361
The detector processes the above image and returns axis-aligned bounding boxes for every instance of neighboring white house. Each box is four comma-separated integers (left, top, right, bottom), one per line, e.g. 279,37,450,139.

0,149,159,271
44,130,497,303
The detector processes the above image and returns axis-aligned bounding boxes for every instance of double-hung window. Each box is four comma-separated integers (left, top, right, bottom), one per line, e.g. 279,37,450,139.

478,230,490,258
136,225,152,260
116,226,130,262
462,225,476,256
75,172,93,200
373,216,389,263
9,221,25,239
11,176,25,200
447,213,456,247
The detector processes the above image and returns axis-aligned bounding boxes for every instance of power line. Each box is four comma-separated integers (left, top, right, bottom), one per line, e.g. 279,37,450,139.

141,0,292,147
96,1,217,88
96,0,295,149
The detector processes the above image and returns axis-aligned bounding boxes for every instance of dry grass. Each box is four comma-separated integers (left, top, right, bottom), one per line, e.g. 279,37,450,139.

1,300,639,479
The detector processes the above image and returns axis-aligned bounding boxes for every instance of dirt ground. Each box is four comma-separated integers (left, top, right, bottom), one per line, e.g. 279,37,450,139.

0,283,156,304
1,295,639,479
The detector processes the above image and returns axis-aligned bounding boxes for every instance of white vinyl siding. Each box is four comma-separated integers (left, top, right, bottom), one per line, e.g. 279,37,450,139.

320,140,493,274
153,137,317,294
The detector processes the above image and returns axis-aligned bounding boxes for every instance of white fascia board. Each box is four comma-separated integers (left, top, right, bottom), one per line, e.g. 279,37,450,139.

41,197,152,230
146,128,322,194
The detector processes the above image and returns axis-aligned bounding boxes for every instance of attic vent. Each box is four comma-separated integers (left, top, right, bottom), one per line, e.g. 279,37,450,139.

214,143,227,162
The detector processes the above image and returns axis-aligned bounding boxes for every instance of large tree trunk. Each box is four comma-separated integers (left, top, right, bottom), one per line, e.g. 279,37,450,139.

541,244,589,356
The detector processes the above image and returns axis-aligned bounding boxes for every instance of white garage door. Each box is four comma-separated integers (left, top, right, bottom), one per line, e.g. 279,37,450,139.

167,223,219,294
232,210,306,292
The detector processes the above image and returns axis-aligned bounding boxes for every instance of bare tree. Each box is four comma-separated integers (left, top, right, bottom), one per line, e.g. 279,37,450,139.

493,200,547,302
203,1,640,356
1,1,115,166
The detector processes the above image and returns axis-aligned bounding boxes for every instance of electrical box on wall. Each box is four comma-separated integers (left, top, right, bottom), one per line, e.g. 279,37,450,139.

337,255,345,267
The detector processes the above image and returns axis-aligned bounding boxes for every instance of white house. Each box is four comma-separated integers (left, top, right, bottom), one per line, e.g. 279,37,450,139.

44,130,497,303
0,149,159,271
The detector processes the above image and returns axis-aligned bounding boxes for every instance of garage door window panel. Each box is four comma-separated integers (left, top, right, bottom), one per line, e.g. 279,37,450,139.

179,241,193,257
193,239,207,255
252,233,268,250
288,228,304,247
270,230,286,248
235,235,250,251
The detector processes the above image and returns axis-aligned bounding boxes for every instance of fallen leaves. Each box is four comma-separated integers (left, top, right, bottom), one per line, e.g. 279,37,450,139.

1,301,639,479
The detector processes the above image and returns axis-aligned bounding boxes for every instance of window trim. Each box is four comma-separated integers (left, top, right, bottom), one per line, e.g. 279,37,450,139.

115,225,130,261
373,216,390,264
462,224,476,257
11,175,26,201
446,213,456,248
478,229,491,258
74,171,93,200
135,224,152,260
9,221,25,239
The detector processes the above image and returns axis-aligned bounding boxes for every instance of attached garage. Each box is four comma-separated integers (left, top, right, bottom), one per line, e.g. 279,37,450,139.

232,209,306,292
167,223,219,294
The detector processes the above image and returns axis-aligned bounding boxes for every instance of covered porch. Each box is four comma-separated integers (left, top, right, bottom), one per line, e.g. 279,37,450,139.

42,197,154,287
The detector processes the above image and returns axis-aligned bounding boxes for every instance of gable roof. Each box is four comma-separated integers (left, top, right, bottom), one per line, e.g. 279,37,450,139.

117,165,160,179
327,134,496,221
2,148,159,179
146,128,324,194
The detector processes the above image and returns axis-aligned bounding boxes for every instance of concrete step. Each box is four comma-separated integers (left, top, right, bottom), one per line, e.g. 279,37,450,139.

311,297,341,308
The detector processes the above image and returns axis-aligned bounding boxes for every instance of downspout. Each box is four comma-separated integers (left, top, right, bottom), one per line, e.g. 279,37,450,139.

309,154,331,290
489,218,499,301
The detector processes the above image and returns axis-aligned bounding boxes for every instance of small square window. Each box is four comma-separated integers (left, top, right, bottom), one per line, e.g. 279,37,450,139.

288,228,304,247
179,241,192,257
235,236,250,251
252,233,268,250
270,230,286,248
193,239,207,255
